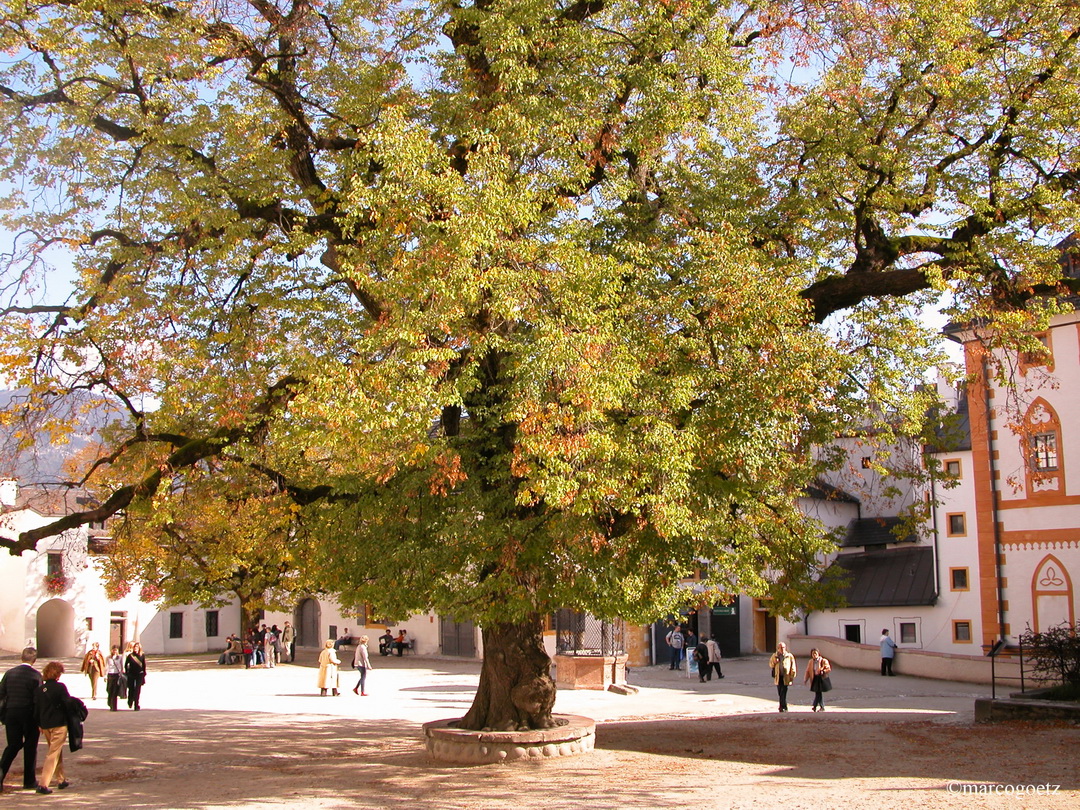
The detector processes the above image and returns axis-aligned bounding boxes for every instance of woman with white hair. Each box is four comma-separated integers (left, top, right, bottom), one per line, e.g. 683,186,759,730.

317,640,340,696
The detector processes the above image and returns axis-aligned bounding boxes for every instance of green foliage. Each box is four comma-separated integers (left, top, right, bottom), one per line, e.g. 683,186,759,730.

2,0,1079,634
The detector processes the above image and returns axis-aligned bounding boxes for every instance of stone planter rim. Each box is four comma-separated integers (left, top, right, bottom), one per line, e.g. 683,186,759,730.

424,714,595,744
423,714,596,764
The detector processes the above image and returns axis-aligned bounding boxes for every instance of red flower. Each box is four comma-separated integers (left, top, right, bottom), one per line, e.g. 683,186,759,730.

43,572,68,595
105,580,131,601
139,582,163,602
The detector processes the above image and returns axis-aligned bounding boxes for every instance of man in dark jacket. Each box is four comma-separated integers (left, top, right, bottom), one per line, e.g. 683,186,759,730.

0,647,43,792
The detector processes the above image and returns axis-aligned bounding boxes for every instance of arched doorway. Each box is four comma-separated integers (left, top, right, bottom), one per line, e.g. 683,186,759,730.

295,598,321,649
36,599,76,657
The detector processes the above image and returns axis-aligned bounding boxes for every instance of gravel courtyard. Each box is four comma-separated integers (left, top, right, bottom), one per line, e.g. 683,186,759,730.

1,652,1075,809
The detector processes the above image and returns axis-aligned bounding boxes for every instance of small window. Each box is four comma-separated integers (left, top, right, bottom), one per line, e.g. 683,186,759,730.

900,622,917,644
844,624,862,643
47,552,63,577
953,621,972,643
205,610,219,638
947,513,966,536
1031,433,1059,471
169,612,184,639
950,568,970,591
944,459,961,478
1021,333,1052,370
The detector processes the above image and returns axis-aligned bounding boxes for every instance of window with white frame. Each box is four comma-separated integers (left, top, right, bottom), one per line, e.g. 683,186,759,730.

1031,432,1059,471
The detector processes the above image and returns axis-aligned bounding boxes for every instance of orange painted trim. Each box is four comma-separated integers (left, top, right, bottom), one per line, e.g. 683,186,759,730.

963,340,1007,650
945,513,968,537
1000,527,1080,546
952,620,974,643
1031,554,1075,631
949,567,971,591
998,493,1080,508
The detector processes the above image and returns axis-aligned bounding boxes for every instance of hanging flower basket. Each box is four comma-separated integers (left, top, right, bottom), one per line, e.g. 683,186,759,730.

139,582,163,603
43,572,68,595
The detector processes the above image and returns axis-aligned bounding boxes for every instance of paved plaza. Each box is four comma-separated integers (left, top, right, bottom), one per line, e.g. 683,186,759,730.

0,652,1076,808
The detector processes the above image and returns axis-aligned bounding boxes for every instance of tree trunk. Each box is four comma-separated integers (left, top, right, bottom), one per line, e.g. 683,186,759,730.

236,594,257,637
458,614,558,731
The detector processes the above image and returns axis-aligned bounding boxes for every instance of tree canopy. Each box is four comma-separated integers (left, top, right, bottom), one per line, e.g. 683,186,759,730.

2,0,1080,729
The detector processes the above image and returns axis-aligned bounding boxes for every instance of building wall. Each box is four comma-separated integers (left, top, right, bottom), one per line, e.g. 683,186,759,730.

962,310,1080,648
262,604,483,659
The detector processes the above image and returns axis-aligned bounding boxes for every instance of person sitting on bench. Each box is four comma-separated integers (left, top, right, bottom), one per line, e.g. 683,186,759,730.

334,628,352,651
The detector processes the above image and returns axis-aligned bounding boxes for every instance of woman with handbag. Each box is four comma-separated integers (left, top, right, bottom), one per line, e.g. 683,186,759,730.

105,645,125,711
803,648,832,712
352,635,372,696
33,661,73,794
124,642,147,710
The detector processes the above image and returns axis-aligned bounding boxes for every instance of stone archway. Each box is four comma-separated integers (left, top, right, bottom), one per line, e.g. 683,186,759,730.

36,598,76,657
295,598,321,649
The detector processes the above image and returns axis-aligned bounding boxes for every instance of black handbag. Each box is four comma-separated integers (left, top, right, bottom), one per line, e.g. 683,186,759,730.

820,675,833,692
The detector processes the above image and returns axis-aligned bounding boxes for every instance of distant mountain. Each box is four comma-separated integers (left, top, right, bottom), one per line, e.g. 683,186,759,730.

0,389,122,485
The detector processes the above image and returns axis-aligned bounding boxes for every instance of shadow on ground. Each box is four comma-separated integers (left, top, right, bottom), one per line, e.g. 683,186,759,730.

8,704,1073,810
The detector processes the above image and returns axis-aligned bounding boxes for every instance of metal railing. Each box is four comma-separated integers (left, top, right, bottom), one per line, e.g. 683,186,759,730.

553,609,625,656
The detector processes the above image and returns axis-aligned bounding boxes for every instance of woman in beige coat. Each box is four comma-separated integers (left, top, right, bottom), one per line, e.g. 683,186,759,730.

80,642,107,700
317,639,340,696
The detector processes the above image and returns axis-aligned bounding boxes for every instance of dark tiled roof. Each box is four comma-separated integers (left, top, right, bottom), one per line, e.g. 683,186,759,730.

828,546,937,607
926,387,972,453
841,516,917,548
1057,233,1080,280
803,479,860,504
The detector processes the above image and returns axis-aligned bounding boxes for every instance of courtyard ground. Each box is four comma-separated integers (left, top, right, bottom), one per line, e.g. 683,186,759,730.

0,651,1075,809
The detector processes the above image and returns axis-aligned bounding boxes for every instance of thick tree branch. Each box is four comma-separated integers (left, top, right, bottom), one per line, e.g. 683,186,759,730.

5,375,304,555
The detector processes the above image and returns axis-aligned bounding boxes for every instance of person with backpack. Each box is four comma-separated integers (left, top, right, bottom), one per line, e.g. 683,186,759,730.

665,624,685,670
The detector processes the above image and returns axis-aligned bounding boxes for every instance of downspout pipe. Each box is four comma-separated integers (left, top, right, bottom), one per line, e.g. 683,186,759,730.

982,356,1008,642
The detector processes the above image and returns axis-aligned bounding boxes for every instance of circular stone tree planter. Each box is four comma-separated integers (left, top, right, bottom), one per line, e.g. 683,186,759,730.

423,715,596,764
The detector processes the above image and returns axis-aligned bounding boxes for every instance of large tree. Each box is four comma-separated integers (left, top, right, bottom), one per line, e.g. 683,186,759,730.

2,0,1079,731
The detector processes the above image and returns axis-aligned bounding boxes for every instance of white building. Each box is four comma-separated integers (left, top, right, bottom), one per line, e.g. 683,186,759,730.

784,301,1080,663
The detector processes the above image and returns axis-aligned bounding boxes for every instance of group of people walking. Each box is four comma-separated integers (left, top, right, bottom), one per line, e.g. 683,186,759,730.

666,622,855,713
0,647,87,794
80,641,147,712
78,639,145,708
768,642,833,712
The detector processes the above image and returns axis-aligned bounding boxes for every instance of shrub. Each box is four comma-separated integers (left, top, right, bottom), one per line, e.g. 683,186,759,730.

1019,622,1080,688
